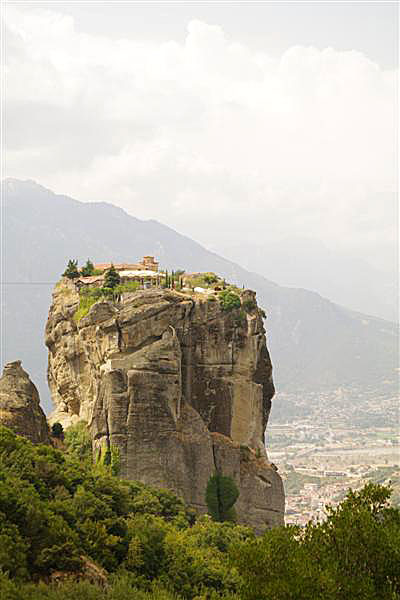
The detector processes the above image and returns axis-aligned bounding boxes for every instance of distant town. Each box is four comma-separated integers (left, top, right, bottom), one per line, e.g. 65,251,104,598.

267,385,399,525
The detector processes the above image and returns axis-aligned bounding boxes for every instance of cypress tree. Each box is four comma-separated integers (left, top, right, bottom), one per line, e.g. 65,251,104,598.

51,422,64,440
205,473,239,522
104,264,120,289
62,259,80,279
80,259,95,277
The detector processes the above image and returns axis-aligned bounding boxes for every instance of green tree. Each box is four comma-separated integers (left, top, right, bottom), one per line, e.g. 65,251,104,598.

51,422,64,440
0,519,29,580
103,265,120,289
206,473,239,523
62,259,80,279
304,483,400,600
231,525,331,600
80,259,95,277
1,423,399,600
231,483,400,600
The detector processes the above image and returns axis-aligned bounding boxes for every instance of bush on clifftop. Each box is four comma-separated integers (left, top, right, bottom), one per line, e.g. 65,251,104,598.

219,290,241,312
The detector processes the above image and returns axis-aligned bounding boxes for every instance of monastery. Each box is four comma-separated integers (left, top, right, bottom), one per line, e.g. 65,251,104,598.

76,256,160,289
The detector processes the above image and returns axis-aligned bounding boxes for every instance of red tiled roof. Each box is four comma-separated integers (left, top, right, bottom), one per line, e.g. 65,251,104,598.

77,275,104,283
94,263,142,271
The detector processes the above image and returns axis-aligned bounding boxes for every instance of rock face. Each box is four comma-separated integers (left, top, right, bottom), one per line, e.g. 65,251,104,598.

0,360,50,444
46,283,284,531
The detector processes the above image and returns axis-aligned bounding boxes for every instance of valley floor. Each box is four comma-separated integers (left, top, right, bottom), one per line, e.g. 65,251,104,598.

268,386,399,525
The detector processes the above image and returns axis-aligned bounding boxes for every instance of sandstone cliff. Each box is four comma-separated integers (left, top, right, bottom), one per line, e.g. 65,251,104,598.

0,360,50,444
46,282,284,531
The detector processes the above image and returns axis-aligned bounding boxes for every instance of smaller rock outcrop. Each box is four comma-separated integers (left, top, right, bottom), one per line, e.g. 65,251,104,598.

0,360,50,444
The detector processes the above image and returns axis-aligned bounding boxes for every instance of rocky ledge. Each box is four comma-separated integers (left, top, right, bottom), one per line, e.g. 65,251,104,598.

45,282,284,531
0,360,50,444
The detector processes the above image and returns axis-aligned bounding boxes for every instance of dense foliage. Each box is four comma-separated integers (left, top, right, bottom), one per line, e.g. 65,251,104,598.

184,272,222,290
0,426,399,600
218,291,241,312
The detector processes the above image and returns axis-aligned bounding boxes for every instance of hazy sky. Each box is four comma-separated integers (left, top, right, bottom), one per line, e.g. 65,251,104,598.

4,1,398,274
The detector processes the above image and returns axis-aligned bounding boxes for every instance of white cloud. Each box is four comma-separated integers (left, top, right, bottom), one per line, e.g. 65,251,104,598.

5,5,397,271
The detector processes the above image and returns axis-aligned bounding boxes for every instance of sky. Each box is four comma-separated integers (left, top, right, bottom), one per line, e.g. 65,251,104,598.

4,1,399,285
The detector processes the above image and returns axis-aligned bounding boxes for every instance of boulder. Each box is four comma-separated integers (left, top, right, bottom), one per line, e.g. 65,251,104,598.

0,360,50,444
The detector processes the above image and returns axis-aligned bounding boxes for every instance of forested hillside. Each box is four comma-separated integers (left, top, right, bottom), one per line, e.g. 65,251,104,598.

0,426,399,600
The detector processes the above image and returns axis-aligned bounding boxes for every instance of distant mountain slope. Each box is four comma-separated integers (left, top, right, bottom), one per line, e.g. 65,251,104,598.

3,179,398,412
215,238,398,323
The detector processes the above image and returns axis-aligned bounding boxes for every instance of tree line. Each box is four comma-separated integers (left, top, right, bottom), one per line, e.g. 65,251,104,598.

0,425,399,600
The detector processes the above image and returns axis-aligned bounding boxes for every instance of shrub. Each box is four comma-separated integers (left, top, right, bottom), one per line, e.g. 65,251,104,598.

219,291,241,312
64,422,92,462
73,294,98,322
114,282,140,294
203,273,219,285
186,272,222,289
100,287,114,299
80,287,103,300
